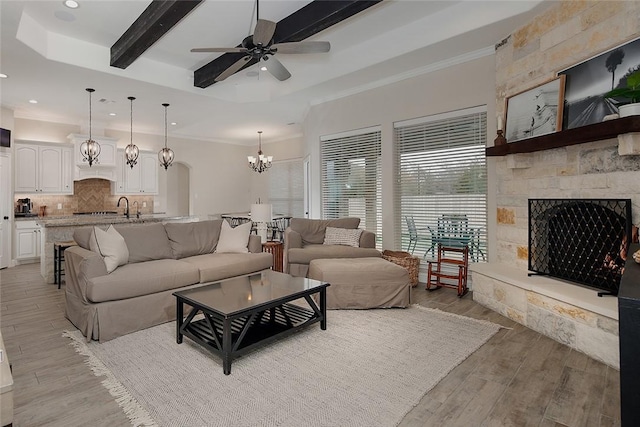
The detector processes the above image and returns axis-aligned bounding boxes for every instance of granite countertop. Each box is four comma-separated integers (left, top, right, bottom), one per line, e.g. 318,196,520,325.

36,214,194,227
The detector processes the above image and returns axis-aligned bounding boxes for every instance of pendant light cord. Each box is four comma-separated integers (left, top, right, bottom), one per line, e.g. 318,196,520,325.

163,103,169,148
129,96,135,144
87,88,94,140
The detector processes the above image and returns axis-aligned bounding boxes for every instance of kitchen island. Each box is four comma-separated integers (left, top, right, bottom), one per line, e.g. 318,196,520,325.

37,214,197,284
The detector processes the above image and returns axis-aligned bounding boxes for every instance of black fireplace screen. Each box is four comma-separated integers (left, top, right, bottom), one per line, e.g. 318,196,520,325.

528,199,632,295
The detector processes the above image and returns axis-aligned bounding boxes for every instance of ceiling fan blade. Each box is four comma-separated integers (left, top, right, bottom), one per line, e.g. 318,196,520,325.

272,41,331,54
263,56,291,81
215,56,251,82
253,19,276,46
191,47,247,53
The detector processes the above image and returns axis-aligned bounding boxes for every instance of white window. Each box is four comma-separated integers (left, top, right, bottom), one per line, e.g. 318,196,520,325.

320,127,382,248
268,159,304,218
394,107,487,262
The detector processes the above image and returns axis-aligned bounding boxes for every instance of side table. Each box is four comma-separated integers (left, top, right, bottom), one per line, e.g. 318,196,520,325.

262,241,283,272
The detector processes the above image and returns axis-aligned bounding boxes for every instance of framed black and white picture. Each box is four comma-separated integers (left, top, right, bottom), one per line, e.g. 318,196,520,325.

504,76,565,143
558,36,640,130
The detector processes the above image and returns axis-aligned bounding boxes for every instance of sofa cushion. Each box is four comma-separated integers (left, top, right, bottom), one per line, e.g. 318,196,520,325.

289,218,361,245
73,227,93,250
86,259,200,303
114,223,174,263
215,220,251,253
89,225,129,273
288,244,381,265
323,227,363,247
181,252,273,283
164,220,223,259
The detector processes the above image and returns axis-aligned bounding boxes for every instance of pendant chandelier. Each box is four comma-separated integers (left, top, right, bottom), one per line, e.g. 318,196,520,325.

158,103,175,170
248,131,273,173
125,96,139,168
80,88,100,167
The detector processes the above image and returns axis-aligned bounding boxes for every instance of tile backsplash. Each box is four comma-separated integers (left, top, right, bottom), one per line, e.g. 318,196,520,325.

16,178,154,217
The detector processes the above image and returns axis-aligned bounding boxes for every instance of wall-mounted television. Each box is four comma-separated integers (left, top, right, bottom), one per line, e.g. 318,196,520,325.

0,128,10,147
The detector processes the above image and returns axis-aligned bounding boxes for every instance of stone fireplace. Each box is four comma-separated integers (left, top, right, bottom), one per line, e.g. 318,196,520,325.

528,198,632,295
471,1,640,369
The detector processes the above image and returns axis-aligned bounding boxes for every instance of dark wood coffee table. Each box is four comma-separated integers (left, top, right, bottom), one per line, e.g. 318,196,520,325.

173,269,329,375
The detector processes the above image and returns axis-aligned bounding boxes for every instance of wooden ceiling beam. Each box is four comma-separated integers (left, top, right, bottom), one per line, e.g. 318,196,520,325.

193,0,383,88
111,0,203,70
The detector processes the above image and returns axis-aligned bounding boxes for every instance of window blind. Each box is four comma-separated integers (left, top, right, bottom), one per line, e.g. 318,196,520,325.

394,107,487,262
268,159,304,218
320,127,382,248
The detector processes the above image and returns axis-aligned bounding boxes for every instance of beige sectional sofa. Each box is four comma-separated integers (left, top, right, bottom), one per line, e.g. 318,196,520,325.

65,220,272,342
283,217,381,277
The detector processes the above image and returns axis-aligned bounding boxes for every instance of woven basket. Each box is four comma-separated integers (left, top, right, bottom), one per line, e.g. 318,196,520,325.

382,250,420,287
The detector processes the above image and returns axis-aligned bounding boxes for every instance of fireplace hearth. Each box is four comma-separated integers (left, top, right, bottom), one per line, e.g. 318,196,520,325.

528,199,632,295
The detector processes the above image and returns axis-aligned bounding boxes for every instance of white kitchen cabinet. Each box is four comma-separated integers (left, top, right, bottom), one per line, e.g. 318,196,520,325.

38,146,62,192
140,153,158,194
61,147,73,194
15,220,41,260
14,145,38,192
15,143,72,194
114,150,158,195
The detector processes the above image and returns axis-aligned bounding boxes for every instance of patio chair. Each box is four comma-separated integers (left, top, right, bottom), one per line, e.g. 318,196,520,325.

405,216,432,255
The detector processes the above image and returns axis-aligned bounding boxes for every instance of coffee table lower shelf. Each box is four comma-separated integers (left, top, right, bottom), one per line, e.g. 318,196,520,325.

184,303,315,351
177,297,326,375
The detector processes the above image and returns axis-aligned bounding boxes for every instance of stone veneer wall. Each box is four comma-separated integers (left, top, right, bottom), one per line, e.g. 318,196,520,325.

472,1,640,369
494,1,640,266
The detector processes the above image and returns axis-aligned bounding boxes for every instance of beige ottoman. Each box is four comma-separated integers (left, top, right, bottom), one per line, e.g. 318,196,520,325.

308,257,411,309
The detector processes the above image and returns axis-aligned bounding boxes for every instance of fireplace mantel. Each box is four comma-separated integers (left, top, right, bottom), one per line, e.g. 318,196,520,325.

486,116,640,157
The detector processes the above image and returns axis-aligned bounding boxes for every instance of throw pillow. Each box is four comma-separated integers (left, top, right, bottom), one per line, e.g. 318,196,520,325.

323,227,363,247
215,220,251,253
89,225,129,273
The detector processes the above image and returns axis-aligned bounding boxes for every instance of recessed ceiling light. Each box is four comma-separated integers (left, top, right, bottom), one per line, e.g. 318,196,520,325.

63,0,79,9
29,99,38,104
171,122,177,126
0,73,7,79
109,113,116,116
260,66,267,71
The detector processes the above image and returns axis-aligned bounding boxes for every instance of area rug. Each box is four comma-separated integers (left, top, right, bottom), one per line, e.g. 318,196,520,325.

64,305,501,427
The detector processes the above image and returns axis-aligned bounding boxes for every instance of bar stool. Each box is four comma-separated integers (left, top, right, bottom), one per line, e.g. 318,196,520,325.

54,240,77,289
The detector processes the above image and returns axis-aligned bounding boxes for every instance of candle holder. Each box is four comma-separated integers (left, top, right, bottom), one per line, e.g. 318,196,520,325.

494,130,507,146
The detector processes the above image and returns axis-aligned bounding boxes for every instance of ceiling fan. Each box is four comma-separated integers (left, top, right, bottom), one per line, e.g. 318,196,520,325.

191,0,330,82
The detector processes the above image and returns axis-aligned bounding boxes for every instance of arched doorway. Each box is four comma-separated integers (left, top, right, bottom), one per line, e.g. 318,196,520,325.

166,161,190,216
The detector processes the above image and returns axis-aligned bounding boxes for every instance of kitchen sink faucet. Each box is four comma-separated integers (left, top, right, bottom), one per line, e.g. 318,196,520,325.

117,196,130,219
132,201,140,219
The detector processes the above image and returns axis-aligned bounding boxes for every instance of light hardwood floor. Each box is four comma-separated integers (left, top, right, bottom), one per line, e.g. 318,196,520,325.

0,263,620,427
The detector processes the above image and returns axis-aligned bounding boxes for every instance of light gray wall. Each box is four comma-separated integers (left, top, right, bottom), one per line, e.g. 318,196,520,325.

166,161,190,216
302,54,497,251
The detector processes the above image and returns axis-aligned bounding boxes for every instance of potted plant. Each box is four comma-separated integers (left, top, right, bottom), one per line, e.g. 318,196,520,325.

605,70,640,117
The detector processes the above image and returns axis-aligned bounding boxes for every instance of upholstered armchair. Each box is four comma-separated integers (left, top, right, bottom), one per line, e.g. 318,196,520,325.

283,217,381,277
